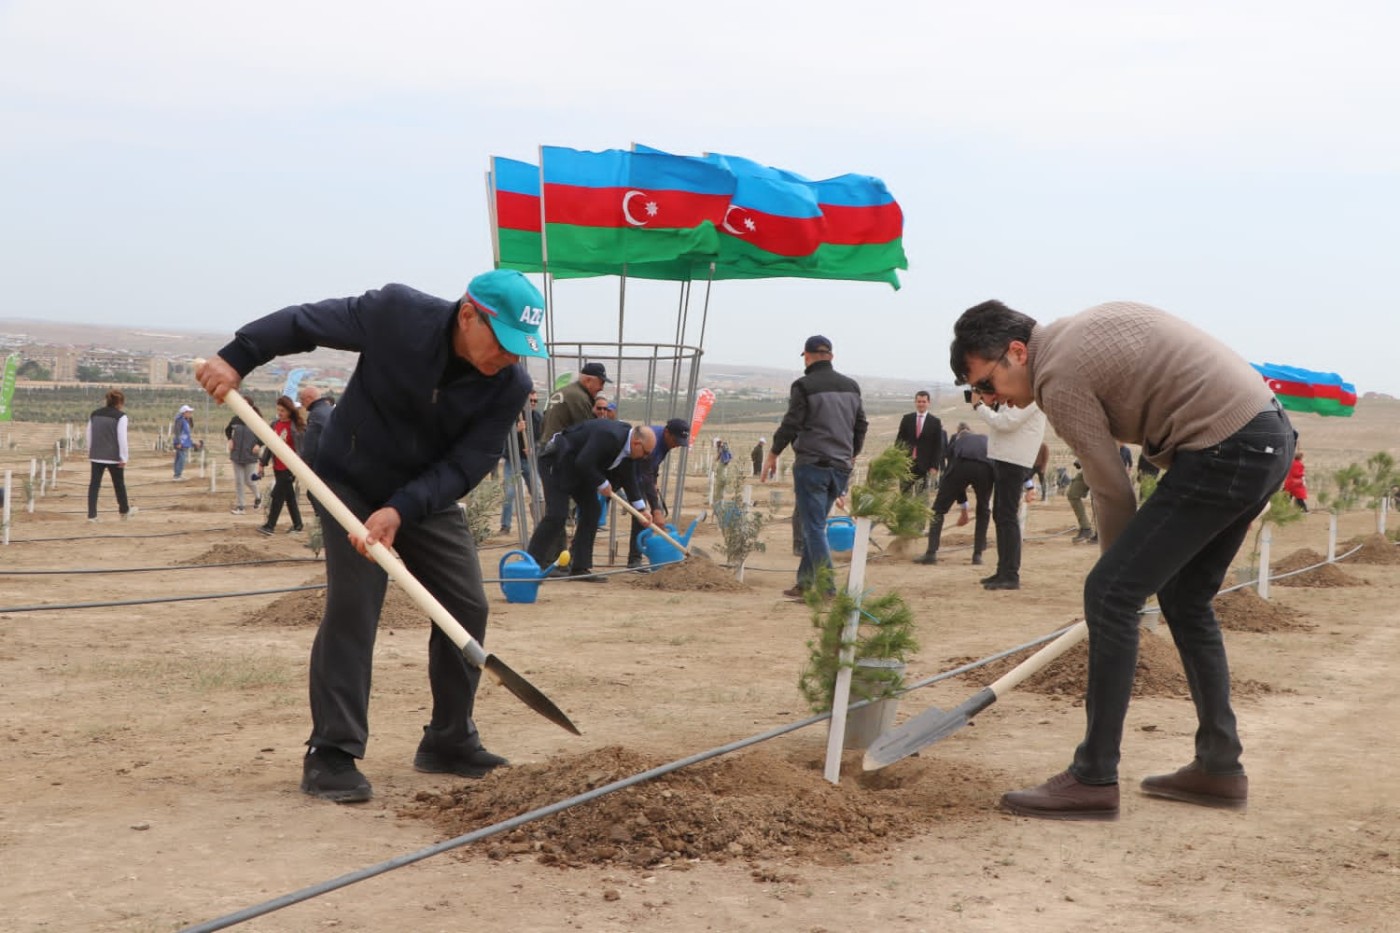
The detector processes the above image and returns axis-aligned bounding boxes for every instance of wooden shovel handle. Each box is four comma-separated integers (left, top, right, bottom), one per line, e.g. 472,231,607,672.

608,491,690,556
221,386,488,668
987,620,1088,699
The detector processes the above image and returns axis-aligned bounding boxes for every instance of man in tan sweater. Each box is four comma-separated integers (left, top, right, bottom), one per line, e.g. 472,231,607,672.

950,299,1293,821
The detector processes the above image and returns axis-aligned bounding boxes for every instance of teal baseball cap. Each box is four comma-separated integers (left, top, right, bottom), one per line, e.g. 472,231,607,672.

466,269,549,359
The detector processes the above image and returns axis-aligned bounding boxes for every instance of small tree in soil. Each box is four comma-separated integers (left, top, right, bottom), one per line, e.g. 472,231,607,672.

461,479,503,545
1242,489,1305,582
798,567,918,711
304,515,324,560
847,446,930,554
713,464,765,579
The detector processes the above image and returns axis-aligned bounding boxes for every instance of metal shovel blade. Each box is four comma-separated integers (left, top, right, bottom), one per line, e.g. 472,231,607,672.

862,688,995,771
484,654,581,735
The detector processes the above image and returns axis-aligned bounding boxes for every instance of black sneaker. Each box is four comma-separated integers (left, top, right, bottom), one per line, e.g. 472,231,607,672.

255,525,275,537
413,743,510,779
913,552,938,565
301,747,372,803
984,577,1021,591
626,557,644,570
980,572,1004,585
970,553,984,565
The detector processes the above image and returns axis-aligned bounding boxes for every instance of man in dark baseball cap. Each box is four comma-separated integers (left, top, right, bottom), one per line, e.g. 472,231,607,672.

580,362,610,383
626,416,693,568
802,335,833,355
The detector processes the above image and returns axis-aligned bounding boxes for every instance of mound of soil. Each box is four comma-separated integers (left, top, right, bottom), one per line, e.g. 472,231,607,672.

625,559,750,592
403,744,1000,871
177,543,270,565
947,627,1190,699
238,574,426,628
1213,587,1310,632
1271,548,1364,588
1342,534,1400,566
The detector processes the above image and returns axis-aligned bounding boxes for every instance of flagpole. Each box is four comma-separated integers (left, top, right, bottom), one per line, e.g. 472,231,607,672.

485,166,500,268
537,146,556,392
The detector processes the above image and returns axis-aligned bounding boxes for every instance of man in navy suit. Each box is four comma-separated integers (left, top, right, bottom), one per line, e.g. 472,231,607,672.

528,419,655,580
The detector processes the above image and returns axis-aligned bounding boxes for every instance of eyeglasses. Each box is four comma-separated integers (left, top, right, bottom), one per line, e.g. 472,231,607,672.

967,350,1008,395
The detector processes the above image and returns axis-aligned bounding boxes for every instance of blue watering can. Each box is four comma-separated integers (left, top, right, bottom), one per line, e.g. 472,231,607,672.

637,517,700,567
596,492,610,527
498,549,571,604
826,515,857,553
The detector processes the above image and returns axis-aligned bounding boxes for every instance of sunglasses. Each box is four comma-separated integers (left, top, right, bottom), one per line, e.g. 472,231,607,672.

968,350,1008,395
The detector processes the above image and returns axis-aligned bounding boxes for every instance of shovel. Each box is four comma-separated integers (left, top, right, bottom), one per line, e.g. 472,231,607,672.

862,620,1088,771
608,491,691,555
220,384,580,736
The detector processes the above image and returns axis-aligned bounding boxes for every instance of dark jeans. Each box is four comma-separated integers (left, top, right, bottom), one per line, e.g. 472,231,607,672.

527,455,603,572
1070,407,1294,784
309,481,486,759
793,462,850,590
925,459,993,557
87,462,129,518
264,470,302,530
991,459,1032,580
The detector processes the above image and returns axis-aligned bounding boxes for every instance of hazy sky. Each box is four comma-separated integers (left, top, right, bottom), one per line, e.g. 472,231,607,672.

3,1,1397,394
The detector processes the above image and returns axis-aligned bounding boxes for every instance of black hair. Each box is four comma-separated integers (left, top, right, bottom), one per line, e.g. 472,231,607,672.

914,390,931,401
948,299,1037,384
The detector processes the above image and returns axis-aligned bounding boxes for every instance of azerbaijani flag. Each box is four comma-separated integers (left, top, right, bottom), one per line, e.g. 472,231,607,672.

491,156,546,273
1252,362,1357,417
540,147,735,268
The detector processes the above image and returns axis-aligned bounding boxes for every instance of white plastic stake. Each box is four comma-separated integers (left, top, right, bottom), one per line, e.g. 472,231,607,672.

1257,525,1273,601
1379,496,1389,537
1327,512,1337,562
3,470,11,545
39,460,47,497
824,515,873,785
27,459,35,513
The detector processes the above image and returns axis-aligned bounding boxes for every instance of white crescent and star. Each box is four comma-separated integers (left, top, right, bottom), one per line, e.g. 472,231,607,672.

721,205,758,236
622,190,660,227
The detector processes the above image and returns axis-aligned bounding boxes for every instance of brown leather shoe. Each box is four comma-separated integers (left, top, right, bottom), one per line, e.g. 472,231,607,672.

1001,770,1120,821
1140,761,1247,810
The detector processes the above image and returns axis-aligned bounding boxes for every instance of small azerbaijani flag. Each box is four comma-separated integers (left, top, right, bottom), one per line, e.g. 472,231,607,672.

1251,362,1357,417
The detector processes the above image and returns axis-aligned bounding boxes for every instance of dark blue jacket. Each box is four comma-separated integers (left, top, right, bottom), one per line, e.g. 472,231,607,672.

545,419,645,507
217,284,529,525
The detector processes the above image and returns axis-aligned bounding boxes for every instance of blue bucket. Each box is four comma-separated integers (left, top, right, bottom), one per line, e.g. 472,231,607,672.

498,549,544,604
597,492,610,527
826,516,857,553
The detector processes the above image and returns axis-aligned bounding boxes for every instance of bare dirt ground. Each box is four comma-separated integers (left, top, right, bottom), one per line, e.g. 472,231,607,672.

2,407,1399,933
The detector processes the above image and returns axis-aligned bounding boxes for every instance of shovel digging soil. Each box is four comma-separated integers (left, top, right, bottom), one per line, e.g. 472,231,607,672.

863,621,1088,771
219,384,580,736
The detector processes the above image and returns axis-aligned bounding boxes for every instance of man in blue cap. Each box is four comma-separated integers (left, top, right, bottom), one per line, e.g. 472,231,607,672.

196,270,548,803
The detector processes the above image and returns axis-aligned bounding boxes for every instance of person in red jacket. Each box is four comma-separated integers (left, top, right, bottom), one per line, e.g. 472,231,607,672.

1283,450,1308,511
257,395,305,535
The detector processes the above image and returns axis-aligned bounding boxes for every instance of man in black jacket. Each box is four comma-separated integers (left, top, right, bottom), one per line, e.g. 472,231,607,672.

914,422,993,565
763,334,868,598
196,269,548,804
527,419,655,580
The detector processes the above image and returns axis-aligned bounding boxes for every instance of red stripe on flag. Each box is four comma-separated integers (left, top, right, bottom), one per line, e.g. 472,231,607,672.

720,206,823,257
544,184,731,229
1264,377,1315,399
819,202,903,245
496,191,541,233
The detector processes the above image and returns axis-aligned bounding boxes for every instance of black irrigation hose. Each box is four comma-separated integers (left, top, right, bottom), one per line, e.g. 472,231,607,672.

0,557,323,575
0,560,687,613
180,622,1070,933
6,526,243,543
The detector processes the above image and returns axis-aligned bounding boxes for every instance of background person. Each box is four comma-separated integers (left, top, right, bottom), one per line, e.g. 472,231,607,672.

914,420,992,565
895,390,944,496
171,405,195,479
970,392,1047,590
527,419,654,581
256,395,305,536
1284,450,1308,511
627,417,690,569
227,398,263,515
499,389,542,534
85,389,132,522
196,268,547,804
763,334,868,599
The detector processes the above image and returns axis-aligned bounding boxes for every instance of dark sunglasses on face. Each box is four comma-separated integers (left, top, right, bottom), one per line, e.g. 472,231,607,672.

968,350,1008,395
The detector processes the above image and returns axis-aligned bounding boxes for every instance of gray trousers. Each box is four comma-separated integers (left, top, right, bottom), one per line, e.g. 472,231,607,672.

308,480,486,759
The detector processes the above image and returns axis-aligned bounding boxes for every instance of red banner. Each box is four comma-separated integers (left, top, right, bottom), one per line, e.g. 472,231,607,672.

688,388,716,446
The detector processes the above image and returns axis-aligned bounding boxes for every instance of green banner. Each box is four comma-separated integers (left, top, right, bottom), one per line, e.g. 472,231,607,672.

0,354,18,422
552,370,574,392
